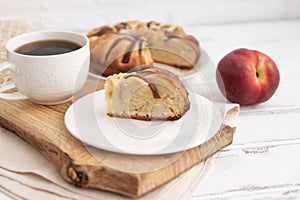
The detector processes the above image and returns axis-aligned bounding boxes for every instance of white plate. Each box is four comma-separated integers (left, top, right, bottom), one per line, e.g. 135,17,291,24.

64,90,223,155
88,47,212,80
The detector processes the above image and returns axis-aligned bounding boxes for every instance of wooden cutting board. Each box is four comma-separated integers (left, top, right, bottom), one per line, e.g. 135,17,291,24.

0,79,236,198
0,20,236,198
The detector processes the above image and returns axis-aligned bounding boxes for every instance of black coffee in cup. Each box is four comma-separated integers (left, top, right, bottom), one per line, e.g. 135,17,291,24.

14,40,81,56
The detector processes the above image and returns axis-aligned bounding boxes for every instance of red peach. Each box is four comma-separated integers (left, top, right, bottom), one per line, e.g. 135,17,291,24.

216,48,280,105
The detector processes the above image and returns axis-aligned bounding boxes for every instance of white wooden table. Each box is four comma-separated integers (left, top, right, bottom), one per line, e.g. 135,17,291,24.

190,20,300,199
1,0,300,199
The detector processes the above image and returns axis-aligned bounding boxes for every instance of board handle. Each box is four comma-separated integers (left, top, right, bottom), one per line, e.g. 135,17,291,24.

0,62,28,100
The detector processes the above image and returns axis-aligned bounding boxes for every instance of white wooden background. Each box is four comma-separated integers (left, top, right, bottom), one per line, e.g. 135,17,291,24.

1,0,300,199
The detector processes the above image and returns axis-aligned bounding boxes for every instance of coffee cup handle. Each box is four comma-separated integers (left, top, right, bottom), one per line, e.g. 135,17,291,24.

0,62,28,100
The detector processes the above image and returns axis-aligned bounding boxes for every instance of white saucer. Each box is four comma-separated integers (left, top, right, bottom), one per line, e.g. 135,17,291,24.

64,90,223,155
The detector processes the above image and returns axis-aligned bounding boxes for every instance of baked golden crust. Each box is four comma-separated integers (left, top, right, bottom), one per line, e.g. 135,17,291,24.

90,32,153,76
88,21,200,76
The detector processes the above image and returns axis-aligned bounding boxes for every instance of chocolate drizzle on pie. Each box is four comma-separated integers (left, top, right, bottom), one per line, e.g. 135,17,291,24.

121,37,146,64
165,30,181,39
139,66,154,71
124,72,161,99
138,40,143,55
138,39,145,64
146,21,161,29
105,33,147,64
121,41,136,63
146,21,152,28
105,37,133,60
164,30,199,44
120,22,127,29
147,83,161,99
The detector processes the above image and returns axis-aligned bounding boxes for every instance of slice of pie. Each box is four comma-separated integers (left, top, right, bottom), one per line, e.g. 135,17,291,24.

105,67,190,121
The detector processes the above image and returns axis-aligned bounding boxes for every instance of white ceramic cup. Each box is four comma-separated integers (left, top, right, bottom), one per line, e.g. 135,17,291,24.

0,30,90,105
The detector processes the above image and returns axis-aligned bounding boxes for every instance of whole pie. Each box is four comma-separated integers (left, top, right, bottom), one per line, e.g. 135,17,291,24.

87,21,200,76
